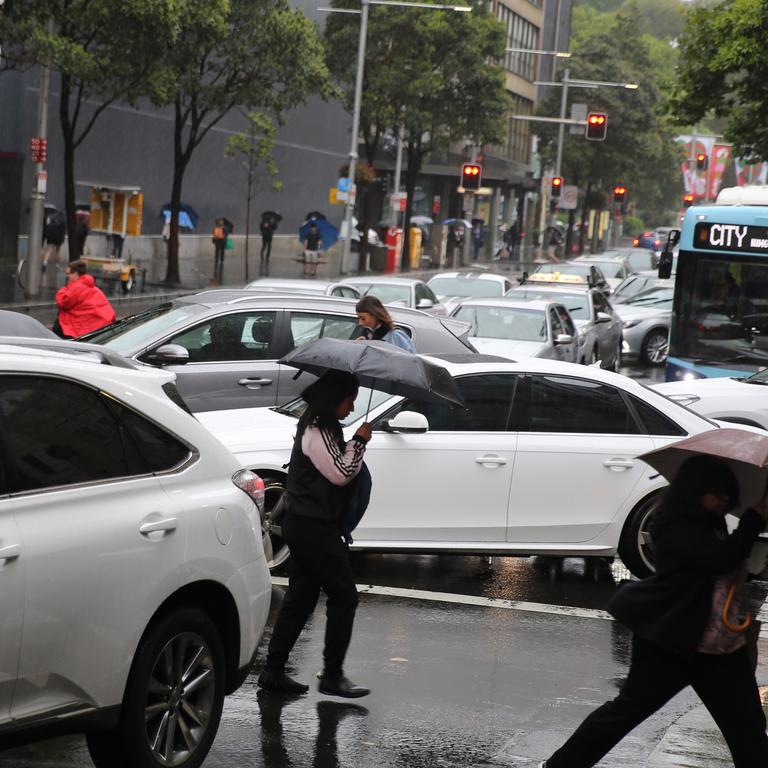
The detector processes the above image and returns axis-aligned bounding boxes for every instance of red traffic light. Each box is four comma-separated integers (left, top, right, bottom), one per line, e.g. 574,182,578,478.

695,152,708,171
613,185,627,203
683,193,695,208
551,177,563,198
586,113,608,141
461,163,482,191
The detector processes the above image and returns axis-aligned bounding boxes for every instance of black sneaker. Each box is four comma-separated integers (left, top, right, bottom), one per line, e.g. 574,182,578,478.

317,672,370,698
257,669,309,694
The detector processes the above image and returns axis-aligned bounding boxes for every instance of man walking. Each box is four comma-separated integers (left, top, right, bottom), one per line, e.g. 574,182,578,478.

302,222,322,277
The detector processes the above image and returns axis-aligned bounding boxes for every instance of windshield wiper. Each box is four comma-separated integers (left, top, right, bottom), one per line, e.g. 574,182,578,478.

271,404,299,418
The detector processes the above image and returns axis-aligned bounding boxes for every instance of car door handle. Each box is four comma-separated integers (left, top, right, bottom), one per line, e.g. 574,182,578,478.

0,543,21,561
238,378,272,387
475,455,508,466
603,459,635,471
139,516,178,535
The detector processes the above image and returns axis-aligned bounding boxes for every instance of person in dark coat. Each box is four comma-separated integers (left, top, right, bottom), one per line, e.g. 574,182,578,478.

258,370,372,698
260,217,277,270
541,455,768,768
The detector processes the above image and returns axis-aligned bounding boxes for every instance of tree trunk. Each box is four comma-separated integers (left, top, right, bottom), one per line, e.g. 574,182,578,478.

244,167,252,282
578,182,591,256
400,141,422,272
59,73,80,261
165,100,189,286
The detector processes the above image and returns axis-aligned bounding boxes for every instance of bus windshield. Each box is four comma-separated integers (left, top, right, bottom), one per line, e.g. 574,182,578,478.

671,255,768,368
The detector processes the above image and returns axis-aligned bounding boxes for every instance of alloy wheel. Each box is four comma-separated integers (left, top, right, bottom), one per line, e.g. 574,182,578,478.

643,331,668,366
144,632,216,768
262,479,291,570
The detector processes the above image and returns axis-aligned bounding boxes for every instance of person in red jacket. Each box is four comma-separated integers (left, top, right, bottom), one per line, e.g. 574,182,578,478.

53,260,116,339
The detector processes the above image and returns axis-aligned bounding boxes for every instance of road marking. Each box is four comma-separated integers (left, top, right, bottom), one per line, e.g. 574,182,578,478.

271,576,613,621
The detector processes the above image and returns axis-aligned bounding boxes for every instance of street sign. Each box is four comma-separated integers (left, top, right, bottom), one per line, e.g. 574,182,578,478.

570,104,587,135
30,137,48,163
337,177,350,193
329,187,344,205
558,185,578,210
36,170,48,194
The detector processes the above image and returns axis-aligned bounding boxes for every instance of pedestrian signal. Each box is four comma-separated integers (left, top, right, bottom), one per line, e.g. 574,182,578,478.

551,177,563,199
613,185,627,203
585,113,607,141
461,163,482,191
683,193,695,208
696,152,708,171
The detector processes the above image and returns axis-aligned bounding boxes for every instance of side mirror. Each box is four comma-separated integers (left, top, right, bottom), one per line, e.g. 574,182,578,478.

596,312,612,324
554,333,574,345
658,251,674,279
518,270,529,285
145,344,190,365
381,411,429,434
417,298,434,310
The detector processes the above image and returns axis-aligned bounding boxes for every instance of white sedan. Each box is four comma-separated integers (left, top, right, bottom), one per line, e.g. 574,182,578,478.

196,355,746,580
653,372,768,430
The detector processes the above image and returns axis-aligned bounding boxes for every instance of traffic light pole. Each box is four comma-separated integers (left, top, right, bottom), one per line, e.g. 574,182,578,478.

555,67,569,178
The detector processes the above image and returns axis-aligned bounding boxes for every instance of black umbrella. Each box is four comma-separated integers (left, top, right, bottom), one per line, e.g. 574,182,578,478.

304,210,327,222
279,338,465,416
261,210,282,222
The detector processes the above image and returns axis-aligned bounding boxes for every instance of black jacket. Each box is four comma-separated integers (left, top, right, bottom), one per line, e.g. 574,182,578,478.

608,507,764,652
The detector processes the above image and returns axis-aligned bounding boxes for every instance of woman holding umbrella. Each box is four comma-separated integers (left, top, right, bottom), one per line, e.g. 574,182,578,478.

541,454,768,768
258,370,372,699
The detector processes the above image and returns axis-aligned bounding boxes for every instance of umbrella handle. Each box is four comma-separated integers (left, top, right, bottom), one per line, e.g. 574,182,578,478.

365,385,374,420
721,581,752,632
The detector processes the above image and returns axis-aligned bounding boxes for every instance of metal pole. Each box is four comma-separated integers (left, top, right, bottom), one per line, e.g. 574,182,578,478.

389,124,403,227
340,0,369,275
26,22,53,298
555,67,569,178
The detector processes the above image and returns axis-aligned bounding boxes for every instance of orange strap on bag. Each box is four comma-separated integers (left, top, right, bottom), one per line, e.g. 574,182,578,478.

722,581,752,632
214,226,225,239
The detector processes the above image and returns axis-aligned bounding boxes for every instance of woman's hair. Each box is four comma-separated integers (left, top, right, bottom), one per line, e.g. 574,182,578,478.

298,370,359,436
355,295,394,331
652,455,739,534
68,259,87,277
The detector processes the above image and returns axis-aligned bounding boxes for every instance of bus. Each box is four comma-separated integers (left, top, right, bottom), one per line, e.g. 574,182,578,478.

666,185,768,381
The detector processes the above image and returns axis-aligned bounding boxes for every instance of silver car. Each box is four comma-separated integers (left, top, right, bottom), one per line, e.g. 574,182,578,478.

507,284,623,370
338,276,447,315
427,271,515,314
573,255,632,292
451,298,578,363
80,291,474,411
614,285,673,366
244,278,361,299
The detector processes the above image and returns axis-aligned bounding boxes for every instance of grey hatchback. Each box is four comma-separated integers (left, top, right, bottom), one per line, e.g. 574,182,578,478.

81,290,475,411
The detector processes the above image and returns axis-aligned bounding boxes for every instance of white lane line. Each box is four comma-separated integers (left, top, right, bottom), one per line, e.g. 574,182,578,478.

271,577,613,621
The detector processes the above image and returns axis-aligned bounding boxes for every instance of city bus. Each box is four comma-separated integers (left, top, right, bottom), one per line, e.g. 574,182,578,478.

666,185,768,381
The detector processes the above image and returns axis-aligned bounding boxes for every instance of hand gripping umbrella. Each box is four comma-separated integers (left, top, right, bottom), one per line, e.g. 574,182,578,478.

279,338,465,417
639,427,768,515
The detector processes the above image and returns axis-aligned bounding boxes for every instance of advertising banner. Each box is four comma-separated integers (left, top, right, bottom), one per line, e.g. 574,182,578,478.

708,144,731,199
677,135,716,198
734,159,768,186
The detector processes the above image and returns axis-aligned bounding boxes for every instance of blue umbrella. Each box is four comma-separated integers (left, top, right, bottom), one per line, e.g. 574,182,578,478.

299,216,338,251
161,202,199,230
443,217,472,228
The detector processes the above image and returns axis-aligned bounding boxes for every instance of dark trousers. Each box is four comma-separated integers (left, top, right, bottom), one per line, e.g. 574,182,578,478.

214,242,225,281
265,514,359,676
261,236,273,262
547,634,768,768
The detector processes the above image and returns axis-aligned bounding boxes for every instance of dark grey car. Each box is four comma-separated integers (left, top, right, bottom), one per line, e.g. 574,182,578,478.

81,290,475,412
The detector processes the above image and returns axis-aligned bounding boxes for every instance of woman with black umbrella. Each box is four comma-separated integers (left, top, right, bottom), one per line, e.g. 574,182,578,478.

258,370,372,698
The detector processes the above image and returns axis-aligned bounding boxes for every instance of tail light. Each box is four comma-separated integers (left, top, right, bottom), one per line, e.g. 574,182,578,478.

233,469,265,511
632,238,640,246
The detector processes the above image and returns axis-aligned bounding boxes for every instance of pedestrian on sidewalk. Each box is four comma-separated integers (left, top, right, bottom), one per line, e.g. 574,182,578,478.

302,222,322,277
355,295,416,352
540,455,768,768
212,217,227,282
260,216,277,271
52,260,116,339
41,208,66,273
471,220,484,260
258,370,372,699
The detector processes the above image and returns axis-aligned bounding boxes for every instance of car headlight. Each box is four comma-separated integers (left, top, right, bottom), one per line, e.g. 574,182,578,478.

623,319,640,329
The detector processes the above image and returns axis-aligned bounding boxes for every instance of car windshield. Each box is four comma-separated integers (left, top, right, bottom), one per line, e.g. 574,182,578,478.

623,251,654,272
624,287,674,308
352,283,411,305
88,304,208,352
508,290,588,320
582,261,625,279
612,275,656,302
427,277,502,298
454,305,546,341
273,386,394,426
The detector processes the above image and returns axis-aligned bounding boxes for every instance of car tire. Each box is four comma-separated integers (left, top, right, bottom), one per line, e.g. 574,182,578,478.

610,342,621,372
640,328,668,366
617,494,660,579
86,607,225,768
589,347,599,366
261,475,291,571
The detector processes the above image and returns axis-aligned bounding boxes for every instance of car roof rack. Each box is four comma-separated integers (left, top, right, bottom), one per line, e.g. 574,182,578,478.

0,336,139,369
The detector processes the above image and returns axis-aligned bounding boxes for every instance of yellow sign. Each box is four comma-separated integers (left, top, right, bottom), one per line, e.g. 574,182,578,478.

89,187,143,235
528,271,587,284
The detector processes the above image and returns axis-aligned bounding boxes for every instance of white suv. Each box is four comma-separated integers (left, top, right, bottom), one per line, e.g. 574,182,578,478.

0,338,271,768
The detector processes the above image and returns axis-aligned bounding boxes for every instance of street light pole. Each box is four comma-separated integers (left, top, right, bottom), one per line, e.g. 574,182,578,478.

339,0,370,275
555,66,569,178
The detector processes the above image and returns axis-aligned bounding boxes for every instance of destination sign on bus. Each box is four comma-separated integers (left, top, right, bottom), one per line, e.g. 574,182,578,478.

693,222,768,253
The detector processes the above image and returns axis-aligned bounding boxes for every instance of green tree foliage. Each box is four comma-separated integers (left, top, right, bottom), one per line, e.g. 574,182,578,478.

575,0,684,40
672,0,768,163
225,112,281,283
0,0,180,258
149,0,331,285
324,0,508,268
538,2,681,233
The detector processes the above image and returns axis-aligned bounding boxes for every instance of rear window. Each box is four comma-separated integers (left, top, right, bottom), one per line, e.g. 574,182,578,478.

427,277,503,298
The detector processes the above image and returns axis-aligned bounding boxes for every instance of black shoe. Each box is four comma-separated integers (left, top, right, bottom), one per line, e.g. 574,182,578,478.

257,669,309,694
317,673,370,698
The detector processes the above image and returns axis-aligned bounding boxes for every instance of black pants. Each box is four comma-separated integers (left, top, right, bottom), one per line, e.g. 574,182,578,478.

261,236,272,262
214,242,225,280
265,514,359,676
547,634,768,768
